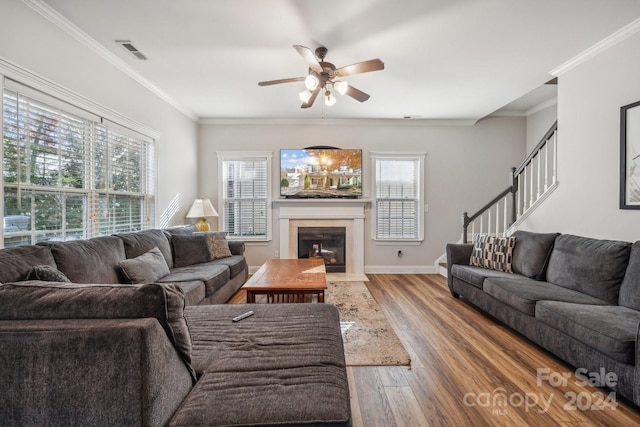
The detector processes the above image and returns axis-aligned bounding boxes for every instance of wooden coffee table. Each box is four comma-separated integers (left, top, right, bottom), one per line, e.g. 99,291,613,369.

243,258,327,303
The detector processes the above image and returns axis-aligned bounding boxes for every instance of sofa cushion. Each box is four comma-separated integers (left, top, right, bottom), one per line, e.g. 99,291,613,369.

619,241,640,310
171,234,213,268
451,264,515,289
119,247,171,284
484,277,609,316
158,263,230,297
536,301,640,364
117,229,174,268
185,303,345,374
174,281,207,306
25,265,71,282
0,245,56,283
228,240,245,256
0,281,195,381
39,236,127,284
164,224,198,237
170,367,351,427
546,234,631,304
208,255,247,279
511,230,559,280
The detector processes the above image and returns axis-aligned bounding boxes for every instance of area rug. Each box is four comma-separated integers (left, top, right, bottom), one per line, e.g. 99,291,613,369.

326,281,411,367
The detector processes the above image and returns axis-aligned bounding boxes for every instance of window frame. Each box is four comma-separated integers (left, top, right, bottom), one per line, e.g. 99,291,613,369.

216,151,272,242
370,152,426,243
1,68,158,248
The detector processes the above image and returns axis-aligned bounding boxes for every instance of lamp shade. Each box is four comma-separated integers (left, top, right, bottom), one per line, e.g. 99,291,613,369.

186,199,218,219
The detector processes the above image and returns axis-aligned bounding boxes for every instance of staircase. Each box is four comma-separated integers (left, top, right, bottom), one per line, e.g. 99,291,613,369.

462,121,558,243
437,121,558,276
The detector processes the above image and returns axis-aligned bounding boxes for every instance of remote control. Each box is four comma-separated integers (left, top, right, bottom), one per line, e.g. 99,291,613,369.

232,311,254,322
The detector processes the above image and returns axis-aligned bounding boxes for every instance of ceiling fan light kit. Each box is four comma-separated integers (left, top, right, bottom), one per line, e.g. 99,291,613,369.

299,89,313,103
258,45,384,109
334,80,349,95
324,90,336,106
305,74,319,90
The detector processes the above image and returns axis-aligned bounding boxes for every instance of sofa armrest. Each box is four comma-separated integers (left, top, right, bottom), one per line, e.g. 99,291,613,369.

228,240,245,256
635,322,640,406
0,318,192,427
446,243,473,296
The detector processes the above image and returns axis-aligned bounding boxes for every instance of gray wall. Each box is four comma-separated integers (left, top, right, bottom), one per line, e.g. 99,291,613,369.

518,30,640,242
526,103,557,153
0,0,199,227
198,117,526,272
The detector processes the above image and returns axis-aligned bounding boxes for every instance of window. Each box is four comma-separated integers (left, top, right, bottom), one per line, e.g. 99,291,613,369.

217,151,271,241
371,152,425,241
2,82,155,247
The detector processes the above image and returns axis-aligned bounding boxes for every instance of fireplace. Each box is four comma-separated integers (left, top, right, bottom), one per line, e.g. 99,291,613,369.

275,199,367,275
297,227,346,273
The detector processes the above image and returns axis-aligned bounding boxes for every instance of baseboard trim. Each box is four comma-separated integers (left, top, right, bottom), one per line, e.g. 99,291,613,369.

364,265,437,274
250,265,437,275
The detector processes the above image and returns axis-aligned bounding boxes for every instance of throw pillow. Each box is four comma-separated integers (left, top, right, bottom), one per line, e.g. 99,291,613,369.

196,231,232,259
484,236,516,272
469,234,516,272
25,265,71,282
171,234,213,268
117,229,174,269
119,247,170,284
469,234,490,268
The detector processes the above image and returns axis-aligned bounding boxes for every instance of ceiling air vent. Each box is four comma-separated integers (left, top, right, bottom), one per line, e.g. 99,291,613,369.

115,40,147,61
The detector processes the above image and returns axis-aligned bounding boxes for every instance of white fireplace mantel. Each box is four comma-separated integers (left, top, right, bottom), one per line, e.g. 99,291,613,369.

274,199,370,274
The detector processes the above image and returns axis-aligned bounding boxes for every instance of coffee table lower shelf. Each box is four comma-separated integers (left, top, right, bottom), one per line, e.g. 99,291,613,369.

246,289,325,304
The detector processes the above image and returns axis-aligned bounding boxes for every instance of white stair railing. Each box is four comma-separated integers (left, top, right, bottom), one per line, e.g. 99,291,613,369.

462,121,557,243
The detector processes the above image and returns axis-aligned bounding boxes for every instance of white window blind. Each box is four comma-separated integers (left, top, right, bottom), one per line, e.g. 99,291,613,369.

372,154,425,240
218,152,271,240
2,84,155,247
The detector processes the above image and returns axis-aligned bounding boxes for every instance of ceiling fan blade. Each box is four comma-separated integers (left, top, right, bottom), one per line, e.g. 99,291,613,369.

293,45,323,73
335,59,384,77
344,85,371,103
258,77,305,86
301,86,321,108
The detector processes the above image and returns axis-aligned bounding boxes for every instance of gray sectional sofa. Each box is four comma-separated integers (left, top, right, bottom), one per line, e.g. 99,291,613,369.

447,230,640,407
0,226,351,427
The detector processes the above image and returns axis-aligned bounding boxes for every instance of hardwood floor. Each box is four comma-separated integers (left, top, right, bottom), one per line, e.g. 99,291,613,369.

229,274,640,426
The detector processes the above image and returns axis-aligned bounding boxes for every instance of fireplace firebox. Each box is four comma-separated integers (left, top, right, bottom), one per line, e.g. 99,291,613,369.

297,227,346,273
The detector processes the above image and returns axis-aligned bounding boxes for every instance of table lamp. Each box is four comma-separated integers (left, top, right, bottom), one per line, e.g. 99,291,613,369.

186,198,218,231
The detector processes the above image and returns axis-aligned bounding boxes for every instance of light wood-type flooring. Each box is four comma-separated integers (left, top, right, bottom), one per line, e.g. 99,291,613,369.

229,274,640,426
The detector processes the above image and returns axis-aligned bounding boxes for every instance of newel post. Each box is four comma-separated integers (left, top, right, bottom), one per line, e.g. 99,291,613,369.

510,167,518,224
462,212,470,244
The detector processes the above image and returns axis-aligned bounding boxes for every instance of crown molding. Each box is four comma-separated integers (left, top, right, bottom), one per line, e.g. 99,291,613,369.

488,110,525,118
551,17,640,76
21,0,197,121
1,56,161,140
197,117,478,126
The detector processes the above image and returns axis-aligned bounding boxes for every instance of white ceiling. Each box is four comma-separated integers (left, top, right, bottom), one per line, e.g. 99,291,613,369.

37,0,640,121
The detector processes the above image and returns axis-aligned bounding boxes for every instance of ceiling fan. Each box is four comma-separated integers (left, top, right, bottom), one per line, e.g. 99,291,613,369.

258,45,384,108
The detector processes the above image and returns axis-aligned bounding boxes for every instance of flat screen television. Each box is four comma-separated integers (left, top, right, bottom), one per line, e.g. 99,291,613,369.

280,148,362,198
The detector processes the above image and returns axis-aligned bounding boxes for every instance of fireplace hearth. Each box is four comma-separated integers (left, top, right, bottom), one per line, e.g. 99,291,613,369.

297,227,346,273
